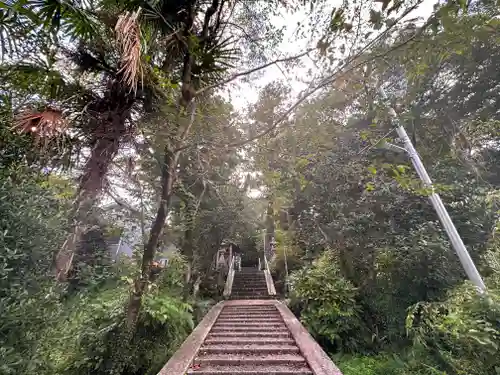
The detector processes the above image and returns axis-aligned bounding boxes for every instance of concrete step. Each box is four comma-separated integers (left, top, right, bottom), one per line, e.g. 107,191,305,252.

217,313,281,319
233,277,266,280
210,326,289,333
230,296,275,300
218,310,280,315
204,338,295,345
208,331,291,338
213,323,286,330
222,306,276,311
186,364,313,375
232,283,267,287
231,292,269,296
199,344,300,355
194,353,307,366
216,318,283,324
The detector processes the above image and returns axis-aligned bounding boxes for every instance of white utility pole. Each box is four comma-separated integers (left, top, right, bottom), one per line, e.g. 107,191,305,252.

379,87,486,292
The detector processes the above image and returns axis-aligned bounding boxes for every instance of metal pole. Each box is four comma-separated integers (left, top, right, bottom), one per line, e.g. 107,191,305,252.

379,87,486,292
115,236,123,260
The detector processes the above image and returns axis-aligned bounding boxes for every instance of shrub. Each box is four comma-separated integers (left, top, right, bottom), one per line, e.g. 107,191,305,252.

407,282,500,375
0,168,69,374
338,353,446,375
289,251,370,353
35,285,194,375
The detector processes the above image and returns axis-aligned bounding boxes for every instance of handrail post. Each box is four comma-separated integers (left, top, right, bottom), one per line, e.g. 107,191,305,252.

263,254,277,296
223,255,235,298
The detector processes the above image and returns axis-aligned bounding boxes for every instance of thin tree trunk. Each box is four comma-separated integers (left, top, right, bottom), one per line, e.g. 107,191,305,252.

127,146,177,328
126,102,197,329
125,0,222,330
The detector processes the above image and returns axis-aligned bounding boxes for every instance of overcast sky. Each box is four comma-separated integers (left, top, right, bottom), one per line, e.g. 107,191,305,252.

227,0,437,112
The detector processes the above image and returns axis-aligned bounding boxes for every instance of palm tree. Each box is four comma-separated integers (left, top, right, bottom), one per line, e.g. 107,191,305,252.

1,0,242,280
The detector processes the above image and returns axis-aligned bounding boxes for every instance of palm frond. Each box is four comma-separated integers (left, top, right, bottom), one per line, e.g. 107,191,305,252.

29,0,98,39
0,1,39,59
115,9,143,93
13,108,67,146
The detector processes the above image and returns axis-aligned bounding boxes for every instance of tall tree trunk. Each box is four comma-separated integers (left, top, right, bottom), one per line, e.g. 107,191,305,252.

55,118,125,280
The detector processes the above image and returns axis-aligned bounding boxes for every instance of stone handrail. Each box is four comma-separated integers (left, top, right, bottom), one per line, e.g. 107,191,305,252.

222,255,235,298
263,255,277,296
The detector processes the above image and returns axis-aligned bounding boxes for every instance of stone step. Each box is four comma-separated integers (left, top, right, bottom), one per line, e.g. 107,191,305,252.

186,364,313,375
222,306,276,311
214,324,286,330
218,312,280,317
210,327,289,334
232,283,267,287
204,338,295,345
216,318,283,324
231,292,269,295
219,310,279,315
218,313,281,318
208,331,291,338
194,353,307,366
230,296,275,300
198,344,300,355
234,275,264,278
230,291,270,294
233,277,266,280
220,311,277,315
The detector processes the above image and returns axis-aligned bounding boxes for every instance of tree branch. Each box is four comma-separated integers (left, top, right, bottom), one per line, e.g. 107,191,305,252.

223,5,433,149
105,187,142,217
195,48,315,96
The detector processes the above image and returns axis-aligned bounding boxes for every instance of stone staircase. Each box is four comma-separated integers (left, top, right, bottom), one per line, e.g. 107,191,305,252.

187,304,313,375
158,264,342,375
230,267,271,299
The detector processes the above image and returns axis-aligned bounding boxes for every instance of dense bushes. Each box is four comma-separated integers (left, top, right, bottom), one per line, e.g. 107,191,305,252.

289,251,371,353
0,168,69,374
407,283,500,375
0,168,196,375
32,283,193,375
289,249,500,375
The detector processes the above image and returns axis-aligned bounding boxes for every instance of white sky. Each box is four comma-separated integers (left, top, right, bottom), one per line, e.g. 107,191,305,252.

227,0,437,112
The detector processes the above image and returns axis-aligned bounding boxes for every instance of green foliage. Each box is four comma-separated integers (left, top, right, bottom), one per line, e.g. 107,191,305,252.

289,251,370,353
0,168,69,374
338,353,447,375
407,282,500,375
34,284,193,375
0,166,194,375
155,252,188,295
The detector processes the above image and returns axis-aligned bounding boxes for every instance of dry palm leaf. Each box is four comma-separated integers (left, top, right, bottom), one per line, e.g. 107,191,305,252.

115,9,143,93
13,108,68,149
